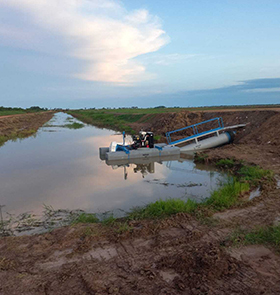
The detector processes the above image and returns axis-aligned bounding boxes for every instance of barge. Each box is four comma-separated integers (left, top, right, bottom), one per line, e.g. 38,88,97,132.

99,117,245,161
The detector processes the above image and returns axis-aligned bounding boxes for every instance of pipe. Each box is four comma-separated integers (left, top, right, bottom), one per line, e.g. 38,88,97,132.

180,132,232,153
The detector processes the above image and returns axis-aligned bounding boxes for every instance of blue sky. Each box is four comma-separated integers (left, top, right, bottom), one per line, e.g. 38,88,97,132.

0,0,279,108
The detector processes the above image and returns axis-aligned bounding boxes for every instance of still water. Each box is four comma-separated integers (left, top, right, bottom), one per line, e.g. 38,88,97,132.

0,113,225,218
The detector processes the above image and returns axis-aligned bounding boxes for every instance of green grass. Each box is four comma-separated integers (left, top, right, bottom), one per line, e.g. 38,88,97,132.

196,155,274,186
72,212,131,234
64,122,84,129
231,225,280,250
216,159,235,168
72,176,254,225
101,214,116,225
127,178,250,220
195,153,209,163
238,165,274,184
68,111,139,134
0,106,48,117
244,226,280,247
0,110,26,116
128,198,198,220
73,213,99,224
204,179,250,211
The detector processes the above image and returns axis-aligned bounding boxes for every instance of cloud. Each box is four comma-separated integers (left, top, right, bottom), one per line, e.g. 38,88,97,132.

181,78,280,95
0,0,169,83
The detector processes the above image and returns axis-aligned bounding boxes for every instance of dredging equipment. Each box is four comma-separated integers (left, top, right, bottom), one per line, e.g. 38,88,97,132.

99,117,245,161
165,117,245,153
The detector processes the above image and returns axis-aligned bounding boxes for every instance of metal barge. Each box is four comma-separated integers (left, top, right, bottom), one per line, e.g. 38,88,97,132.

99,117,245,161
100,143,180,161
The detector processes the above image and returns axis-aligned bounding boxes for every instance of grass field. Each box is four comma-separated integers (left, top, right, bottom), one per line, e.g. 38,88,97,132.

0,109,26,116
68,110,143,133
0,107,48,117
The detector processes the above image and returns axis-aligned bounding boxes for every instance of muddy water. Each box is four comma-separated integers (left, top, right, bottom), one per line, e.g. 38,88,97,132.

0,112,226,218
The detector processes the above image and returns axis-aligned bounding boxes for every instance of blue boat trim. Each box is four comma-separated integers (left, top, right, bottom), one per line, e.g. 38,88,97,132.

165,117,224,145
154,145,163,150
116,144,130,154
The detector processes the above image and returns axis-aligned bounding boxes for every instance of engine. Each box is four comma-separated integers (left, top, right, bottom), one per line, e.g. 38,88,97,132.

132,131,154,149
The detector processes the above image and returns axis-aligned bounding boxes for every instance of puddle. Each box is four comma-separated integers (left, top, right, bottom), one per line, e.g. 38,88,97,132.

0,112,228,234
276,176,280,189
249,187,261,200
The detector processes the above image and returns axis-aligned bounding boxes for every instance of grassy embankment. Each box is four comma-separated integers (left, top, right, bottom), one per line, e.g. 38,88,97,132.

73,157,274,235
0,110,54,147
68,109,156,135
0,106,49,117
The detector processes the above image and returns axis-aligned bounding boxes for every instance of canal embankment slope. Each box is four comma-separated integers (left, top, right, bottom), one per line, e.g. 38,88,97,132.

0,111,56,146
69,107,280,173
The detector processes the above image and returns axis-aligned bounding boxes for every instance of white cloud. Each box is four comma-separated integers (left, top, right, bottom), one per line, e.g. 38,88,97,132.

0,0,169,83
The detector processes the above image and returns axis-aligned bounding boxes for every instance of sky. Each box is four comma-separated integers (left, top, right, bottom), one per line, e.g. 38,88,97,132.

0,0,280,108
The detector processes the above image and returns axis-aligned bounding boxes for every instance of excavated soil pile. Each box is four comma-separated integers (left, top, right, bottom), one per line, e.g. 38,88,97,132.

133,109,280,173
136,110,279,145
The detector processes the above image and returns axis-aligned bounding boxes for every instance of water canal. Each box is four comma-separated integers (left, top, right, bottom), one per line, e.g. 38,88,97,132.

0,113,226,226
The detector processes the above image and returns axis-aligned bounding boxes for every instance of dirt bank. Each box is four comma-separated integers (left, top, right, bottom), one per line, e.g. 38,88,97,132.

130,109,280,174
1,203,280,295
1,109,280,294
0,111,55,146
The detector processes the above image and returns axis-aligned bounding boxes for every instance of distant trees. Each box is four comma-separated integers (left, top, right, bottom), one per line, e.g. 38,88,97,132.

0,106,23,111
26,106,48,112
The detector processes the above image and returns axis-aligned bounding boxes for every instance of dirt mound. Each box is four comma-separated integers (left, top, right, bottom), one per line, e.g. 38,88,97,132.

131,110,280,147
202,110,280,145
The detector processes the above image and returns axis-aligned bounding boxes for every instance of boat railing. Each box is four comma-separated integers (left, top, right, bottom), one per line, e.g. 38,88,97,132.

165,117,224,146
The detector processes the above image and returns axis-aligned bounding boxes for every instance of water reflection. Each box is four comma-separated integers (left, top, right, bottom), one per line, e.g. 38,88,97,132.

0,112,226,218
104,155,180,180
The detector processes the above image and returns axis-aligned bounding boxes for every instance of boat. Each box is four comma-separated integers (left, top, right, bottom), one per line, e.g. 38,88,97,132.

99,117,246,161
99,131,180,161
